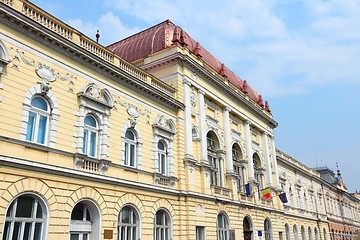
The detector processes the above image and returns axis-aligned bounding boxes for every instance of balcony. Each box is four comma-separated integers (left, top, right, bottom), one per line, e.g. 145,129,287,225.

212,186,232,197
74,153,110,175
153,173,177,188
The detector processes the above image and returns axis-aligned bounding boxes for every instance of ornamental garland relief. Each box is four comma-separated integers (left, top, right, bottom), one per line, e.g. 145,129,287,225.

10,48,76,93
11,47,154,125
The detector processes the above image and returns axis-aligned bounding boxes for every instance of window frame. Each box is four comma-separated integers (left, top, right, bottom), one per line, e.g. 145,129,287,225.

216,213,230,240
207,133,221,187
124,129,137,168
3,193,48,240
82,115,99,157
157,140,167,175
153,209,171,240
232,143,244,192
26,96,50,145
264,218,273,240
69,200,100,240
118,205,140,240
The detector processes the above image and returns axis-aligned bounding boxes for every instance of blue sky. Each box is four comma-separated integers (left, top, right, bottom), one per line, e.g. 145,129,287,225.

30,0,360,192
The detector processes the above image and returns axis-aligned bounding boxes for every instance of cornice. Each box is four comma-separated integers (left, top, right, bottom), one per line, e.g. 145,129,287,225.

143,51,278,128
1,153,284,214
0,4,184,111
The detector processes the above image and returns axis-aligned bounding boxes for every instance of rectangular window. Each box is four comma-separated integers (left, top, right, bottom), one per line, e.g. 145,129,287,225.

196,226,205,240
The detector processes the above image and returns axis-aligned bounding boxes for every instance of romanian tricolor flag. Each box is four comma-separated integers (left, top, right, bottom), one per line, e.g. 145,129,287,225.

261,188,272,199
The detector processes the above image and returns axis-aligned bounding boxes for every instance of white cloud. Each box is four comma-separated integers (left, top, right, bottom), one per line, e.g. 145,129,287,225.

67,12,140,46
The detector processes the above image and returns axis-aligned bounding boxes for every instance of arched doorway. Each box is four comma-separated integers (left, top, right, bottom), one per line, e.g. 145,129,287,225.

243,216,253,240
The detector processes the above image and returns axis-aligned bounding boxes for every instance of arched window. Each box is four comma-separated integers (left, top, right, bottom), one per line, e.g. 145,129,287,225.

158,141,167,175
285,224,291,240
154,209,171,240
217,213,229,240
26,96,50,145
308,227,312,240
264,218,272,240
232,143,244,192
207,132,221,186
323,228,327,240
125,129,137,167
253,153,264,186
301,226,306,240
314,228,319,240
118,206,140,240
3,194,47,240
0,39,10,75
243,217,253,240
289,187,294,207
83,115,98,157
70,201,100,240
294,225,299,240
304,192,308,210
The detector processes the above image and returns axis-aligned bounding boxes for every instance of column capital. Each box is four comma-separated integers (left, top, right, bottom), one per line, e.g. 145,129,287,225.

182,77,192,86
245,119,251,125
223,106,231,112
198,89,205,95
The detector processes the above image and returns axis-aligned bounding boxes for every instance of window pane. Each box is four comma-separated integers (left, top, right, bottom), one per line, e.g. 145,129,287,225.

16,196,34,218
121,226,126,240
125,142,128,164
3,222,9,240
125,130,134,140
84,116,96,127
161,155,166,174
132,211,137,224
70,234,79,240
156,212,163,225
85,208,91,221
37,115,47,144
6,201,15,217
90,132,96,157
83,234,88,240
127,226,132,240
34,222,43,240
83,130,88,154
36,203,43,218
121,207,130,223
13,222,21,240
71,203,84,220
158,141,164,150
31,97,47,111
130,145,135,166
24,222,32,240
26,112,36,141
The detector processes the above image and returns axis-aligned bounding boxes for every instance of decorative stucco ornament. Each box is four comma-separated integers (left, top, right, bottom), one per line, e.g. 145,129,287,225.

36,63,57,82
127,105,139,118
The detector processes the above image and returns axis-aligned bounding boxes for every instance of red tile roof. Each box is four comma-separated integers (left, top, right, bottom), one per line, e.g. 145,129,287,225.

107,20,270,113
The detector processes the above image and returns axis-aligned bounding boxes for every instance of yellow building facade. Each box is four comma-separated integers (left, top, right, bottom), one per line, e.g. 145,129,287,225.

0,1,358,240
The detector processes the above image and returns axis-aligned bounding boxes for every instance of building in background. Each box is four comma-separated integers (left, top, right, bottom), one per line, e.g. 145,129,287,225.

315,166,360,239
0,1,359,239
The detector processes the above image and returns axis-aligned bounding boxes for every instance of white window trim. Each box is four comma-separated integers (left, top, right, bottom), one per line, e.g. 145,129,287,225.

118,205,141,240
76,83,113,160
3,192,49,240
152,116,176,176
121,122,142,169
20,84,59,148
69,199,101,240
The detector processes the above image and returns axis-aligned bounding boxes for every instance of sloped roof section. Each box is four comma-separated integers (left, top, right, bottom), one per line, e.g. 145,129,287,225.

107,20,270,112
